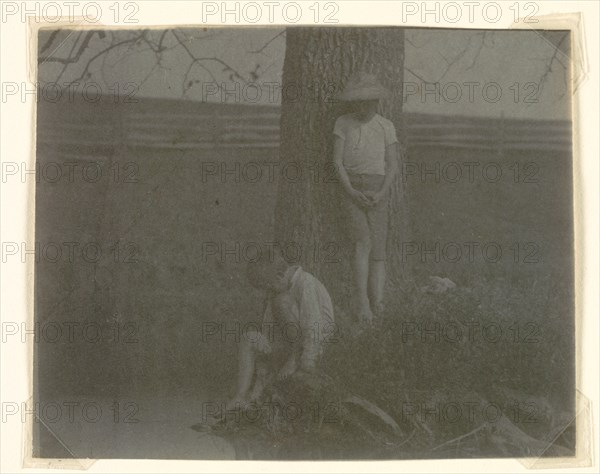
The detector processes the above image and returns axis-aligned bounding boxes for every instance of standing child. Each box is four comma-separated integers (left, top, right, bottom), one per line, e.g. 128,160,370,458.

333,72,399,324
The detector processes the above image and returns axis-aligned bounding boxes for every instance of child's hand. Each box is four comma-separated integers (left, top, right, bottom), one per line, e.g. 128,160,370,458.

363,190,384,206
256,335,272,354
349,188,371,207
277,357,298,381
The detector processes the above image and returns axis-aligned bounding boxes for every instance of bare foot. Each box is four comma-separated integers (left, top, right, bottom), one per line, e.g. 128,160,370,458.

248,382,265,402
372,301,385,319
224,394,248,412
358,307,374,326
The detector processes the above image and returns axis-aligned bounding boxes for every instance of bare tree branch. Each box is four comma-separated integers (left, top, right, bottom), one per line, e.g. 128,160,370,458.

70,32,146,83
39,27,253,99
137,62,161,90
249,30,286,55
403,32,488,84
157,30,169,52
172,29,247,80
55,31,84,84
38,27,568,107
170,29,251,96
39,30,61,54
433,33,488,83
405,67,429,84
98,31,115,88
465,32,488,71
38,31,96,65
39,29,80,70
170,29,217,95
537,32,569,91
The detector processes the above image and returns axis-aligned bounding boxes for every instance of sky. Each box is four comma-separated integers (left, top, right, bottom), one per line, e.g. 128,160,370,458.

38,27,571,120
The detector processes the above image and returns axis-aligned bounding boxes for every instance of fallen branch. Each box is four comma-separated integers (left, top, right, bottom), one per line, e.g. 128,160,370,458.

344,394,404,437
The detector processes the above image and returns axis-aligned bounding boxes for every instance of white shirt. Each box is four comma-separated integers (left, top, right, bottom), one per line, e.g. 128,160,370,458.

333,113,398,175
261,267,334,367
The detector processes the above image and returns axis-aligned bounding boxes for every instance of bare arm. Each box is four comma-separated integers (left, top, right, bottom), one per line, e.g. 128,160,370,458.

377,142,399,197
333,136,353,194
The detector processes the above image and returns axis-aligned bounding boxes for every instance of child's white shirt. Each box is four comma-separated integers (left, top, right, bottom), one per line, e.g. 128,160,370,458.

333,113,398,175
261,266,334,368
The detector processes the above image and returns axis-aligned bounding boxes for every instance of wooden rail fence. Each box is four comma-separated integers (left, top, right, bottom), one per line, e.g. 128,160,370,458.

36,97,572,155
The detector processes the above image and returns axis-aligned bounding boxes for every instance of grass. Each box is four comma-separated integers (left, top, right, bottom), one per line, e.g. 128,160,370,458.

205,275,574,459
35,120,574,458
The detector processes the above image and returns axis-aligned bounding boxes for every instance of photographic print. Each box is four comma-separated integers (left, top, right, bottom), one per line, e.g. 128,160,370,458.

31,22,575,460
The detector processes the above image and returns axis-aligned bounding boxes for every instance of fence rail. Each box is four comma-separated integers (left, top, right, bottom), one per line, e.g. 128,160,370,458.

36,98,572,154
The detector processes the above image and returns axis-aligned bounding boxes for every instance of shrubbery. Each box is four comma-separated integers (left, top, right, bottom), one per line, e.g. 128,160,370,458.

208,277,575,459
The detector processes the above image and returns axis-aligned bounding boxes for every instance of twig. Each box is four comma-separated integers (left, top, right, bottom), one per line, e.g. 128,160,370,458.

55,31,84,84
170,29,217,91
38,29,79,69
465,32,488,71
537,32,569,91
344,394,404,436
39,30,60,54
157,29,169,52
172,29,247,81
404,67,430,84
71,33,145,83
38,30,95,65
249,30,286,55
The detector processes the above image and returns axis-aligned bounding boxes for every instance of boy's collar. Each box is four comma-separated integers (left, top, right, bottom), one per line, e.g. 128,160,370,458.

353,112,378,124
267,266,302,297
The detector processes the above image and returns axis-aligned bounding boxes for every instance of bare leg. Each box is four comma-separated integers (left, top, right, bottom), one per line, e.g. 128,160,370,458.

229,338,257,406
368,260,386,316
354,240,373,322
200,339,257,427
248,364,270,401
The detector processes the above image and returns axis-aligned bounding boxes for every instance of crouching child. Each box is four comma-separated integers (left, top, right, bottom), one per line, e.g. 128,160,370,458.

227,250,335,409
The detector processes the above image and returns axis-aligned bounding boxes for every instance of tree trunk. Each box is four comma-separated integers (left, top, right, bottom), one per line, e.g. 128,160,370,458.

276,27,409,296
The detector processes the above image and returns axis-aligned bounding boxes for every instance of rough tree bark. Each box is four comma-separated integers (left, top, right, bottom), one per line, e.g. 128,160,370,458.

276,27,409,296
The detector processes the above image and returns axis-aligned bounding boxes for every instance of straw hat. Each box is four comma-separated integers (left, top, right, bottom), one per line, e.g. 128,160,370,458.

338,72,389,101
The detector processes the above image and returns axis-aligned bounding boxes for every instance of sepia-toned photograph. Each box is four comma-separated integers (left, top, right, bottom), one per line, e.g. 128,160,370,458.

31,23,575,460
